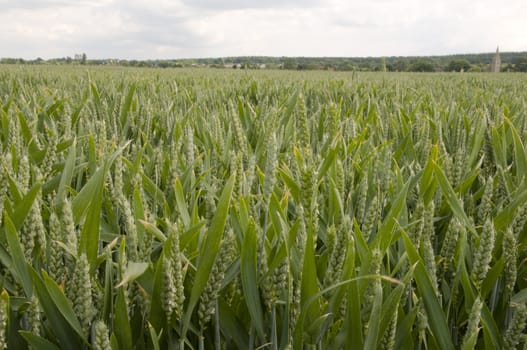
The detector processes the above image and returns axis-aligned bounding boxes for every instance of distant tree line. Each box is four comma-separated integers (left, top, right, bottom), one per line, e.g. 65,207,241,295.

2,53,527,72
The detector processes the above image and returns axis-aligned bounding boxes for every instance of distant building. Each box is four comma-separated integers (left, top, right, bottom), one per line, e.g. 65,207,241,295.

491,46,501,72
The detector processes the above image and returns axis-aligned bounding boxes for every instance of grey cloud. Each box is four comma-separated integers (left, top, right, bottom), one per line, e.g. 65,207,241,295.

1,0,525,59
181,0,320,11
113,3,216,47
332,18,379,29
75,2,220,58
0,0,104,11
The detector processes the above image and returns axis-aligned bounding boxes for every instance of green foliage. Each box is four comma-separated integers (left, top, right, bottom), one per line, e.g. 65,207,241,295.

0,66,526,349
514,56,527,72
447,59,471,72
409,59,437,72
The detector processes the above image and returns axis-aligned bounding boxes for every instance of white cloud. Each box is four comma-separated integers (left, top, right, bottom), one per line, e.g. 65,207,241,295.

0,0,525,59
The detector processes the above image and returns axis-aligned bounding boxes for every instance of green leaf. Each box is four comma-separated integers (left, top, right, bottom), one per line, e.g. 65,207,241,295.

114,288,132,350
505,117,527,180
120,84,136,137
459,262,501,349
19,331,62,350
147,253,166,332
182,174,235,336
71,163,105,223
299,226,321,343
12,182,42,231
461,332,479,350
278,166,300,203
240,219,265,340
71,90,88,127
72,141,130,222
218,298,249,350
402,231,455,350
116,262,148,288
139,220,167,242
55,138,76,205
393,307,418,350
75,142,130,268
378,283,406,346
77,167,105,269
174,178,191,227
41,271,84,336
512,289,527,304
363,281,383,350
494,186,527,230
103,251,115,324
433,161,473,230
147,322,162,350
29,267,83,349
420,145,438,204
4,215,32,296
345,239,363,350
317,145,338,181
375,181,410,252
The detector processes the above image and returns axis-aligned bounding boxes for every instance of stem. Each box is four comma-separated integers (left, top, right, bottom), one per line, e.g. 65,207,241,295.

258,203,269,271
179,321,185,350
215,299,221,350
199,329,204,350
271,304,277,350
249,323,255,350
167,324,173,349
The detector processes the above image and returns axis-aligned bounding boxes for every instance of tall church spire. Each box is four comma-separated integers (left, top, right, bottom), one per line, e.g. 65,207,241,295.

491,46,501,72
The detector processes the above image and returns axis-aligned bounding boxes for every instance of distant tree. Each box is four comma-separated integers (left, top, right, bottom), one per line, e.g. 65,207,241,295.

468,64,483,72
409,59,436,72
447,59,470,72
81,53,87,65
394,60,408,72
336,62,356,71
358,62,373,71
282,58,297,70
514,57,527,72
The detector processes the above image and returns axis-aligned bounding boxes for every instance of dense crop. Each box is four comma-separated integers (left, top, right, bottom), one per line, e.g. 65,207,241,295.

0,66,527,349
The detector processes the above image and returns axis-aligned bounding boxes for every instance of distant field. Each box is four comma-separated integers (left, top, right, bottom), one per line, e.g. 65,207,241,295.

0,66,526,349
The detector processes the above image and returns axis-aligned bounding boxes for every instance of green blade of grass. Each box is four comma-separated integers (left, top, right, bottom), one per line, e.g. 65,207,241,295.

28,267,84,349
182,174,235,336
19,331,62,350
240,218,265,340
402,230,455,350
4,214,33,296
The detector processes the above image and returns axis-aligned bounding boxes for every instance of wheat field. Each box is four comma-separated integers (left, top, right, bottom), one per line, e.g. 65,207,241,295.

0,66,526,349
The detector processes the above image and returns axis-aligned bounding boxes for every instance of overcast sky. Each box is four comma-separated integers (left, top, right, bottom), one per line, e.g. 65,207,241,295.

1,0,525,59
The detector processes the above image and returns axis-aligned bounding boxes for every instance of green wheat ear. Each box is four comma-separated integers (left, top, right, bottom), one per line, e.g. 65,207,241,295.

461,297,483,349
92,320,111,350
198,230,234,330
68,254,96,335
503,229,517,298
504,303,527,350
0,291,8,350
471,218,495,284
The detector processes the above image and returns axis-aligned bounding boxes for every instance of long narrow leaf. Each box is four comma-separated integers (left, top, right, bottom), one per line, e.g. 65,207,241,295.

182,174,235,336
